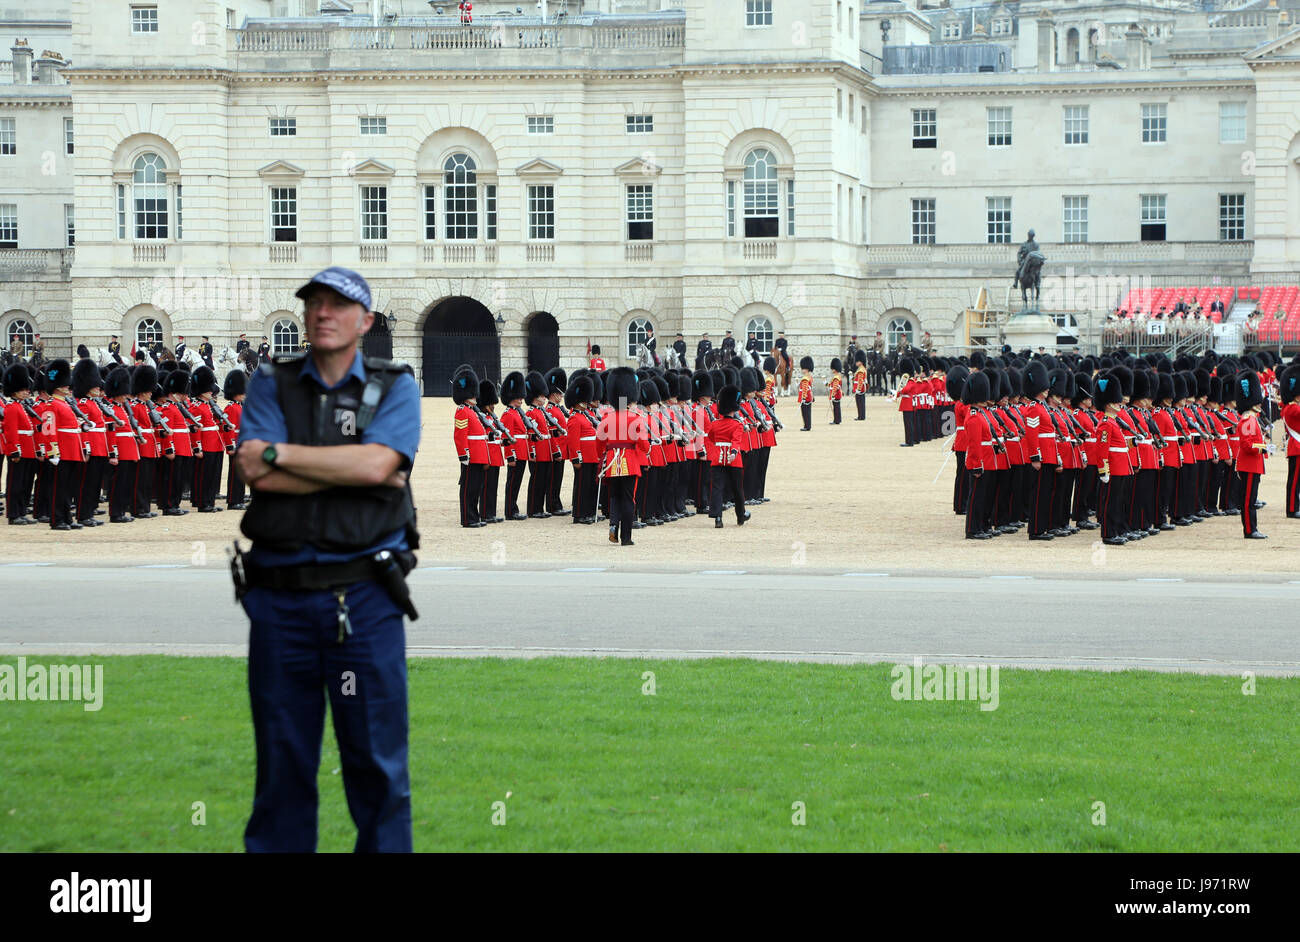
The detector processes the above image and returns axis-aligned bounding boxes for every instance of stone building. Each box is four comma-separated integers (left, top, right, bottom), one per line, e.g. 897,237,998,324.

1,0,1298,392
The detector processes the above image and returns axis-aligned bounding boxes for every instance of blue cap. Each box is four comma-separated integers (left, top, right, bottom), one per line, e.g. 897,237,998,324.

295,266,372,312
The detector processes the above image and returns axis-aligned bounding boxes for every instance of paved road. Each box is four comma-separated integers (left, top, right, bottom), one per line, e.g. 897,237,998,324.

2,564,1297,674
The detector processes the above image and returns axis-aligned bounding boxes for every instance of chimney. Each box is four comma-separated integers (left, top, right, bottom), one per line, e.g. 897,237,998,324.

1125,25,1149,70
11,39,32,85
34,50,65,85
1036,12,1054,72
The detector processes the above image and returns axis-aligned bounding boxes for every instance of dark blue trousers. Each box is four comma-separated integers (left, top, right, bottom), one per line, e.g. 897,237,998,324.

243,579,411,853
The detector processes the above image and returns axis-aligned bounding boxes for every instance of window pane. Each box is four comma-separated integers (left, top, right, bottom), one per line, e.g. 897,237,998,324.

136,318,163,348
1219,102,1246,144
0,118,14,156
912,109,937,148
626,317,653,358
910,198,935,244
745,0,773,27
424,185,436,240
743,149,778,237
1063,196,1088,243
1219,193,1245,241
485,184,497,241
272,319,300,355
986,196,1011,244
528,185,554,239
1063,106,1089,145
443,153,478,239
0,204,17,248
360,116,386,135
361,186,387,240
745,317,774,353
1141,103,1167,143
626,184,653,240
270,187,297,242
987,107,1011,147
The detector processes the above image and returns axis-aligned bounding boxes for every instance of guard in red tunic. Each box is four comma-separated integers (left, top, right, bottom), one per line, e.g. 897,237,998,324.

477,378,507,525
222,370,247,510
947,365,970,515
104,367,141,523
961,371,994,540
524,371,554,519
852,350,868,421
1234,369,1270,539
498,371,532,521
565,375,599,524
1152,371,1181,530
452,365,488,528
596,367,649,545
1279,365,1300,519
33,359,85,530
1094,369,1133,545
544,368,569,515
1070,372,1100,531
3,364,38,524
189,367,226,513
797,356,814,431
131,365,164,519
708,383,750,528
588,344,606,371
70,359,108,527
827,358,844,425
1021,360,1058,540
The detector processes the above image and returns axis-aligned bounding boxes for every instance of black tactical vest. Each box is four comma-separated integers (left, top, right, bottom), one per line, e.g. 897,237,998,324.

240,354,419,553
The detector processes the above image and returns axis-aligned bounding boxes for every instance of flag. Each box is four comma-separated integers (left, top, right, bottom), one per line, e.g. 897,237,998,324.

586,337,591,357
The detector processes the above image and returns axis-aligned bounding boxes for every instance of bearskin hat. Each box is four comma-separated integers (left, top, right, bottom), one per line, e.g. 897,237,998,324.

1172,372,1191,403
1155,372,1174,405
722,365,740,389
799,355,814,371
830,357,843,373
969,350,987,370
478,379,499,408
162,368,191,398
1110,364,1134,400
76,343,90,360
763,355,777,373
1047,368,1071,400
709,369,727,397
104,367,131,399
1279,365,1300,406
177,361,192,373
1072,372,1093,407
1006,367,1024,398
691,369,714,401
1191,368,1210,400
674,373,691,402
566,375,593,410
1023,360,1049,398
945,365,968,402
451,366,479,405
131,365,158,397
963,370,990,405
545,367,567,395
590,344,601,356
738,367,761,395
1155,355,1172,374
653,375,670,402
1093,371,1124,409
524,370,548,403
589,371,606,403
71,358,101,398
223,369,247,400
1235,370,1264,412
716,384,741,416
1130,368,1150,402
2,363,31,397
191,366,217,397
605,366,638,407
854,349,867,365
636,379,660,406
43,359,72,391
500,371,526,404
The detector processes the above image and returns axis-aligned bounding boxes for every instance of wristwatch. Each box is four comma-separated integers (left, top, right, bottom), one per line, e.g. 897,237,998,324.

262,444,279,467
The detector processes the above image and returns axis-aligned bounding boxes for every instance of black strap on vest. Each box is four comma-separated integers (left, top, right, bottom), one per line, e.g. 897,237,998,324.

264,353,412,431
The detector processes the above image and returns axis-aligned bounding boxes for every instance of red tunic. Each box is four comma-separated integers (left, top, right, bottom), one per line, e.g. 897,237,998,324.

1153,408,1181,468
454,404,489,464
708,415,745,468
34,398,84,463
963,409,994,472
1021,400,1057,464
221,401,242,454
1236,412,1266,474
1098,414,1132,476
500,406,531,462
1282,402,1300,459
566,410,599,464
798,376,814,404
3,401,35,459
110,402,140,462
546,403,570,460
596,409,649,477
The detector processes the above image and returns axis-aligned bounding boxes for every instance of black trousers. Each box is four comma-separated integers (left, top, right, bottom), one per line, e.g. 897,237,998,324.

966,470,991,537
1198,461,1211,513
1053,467,1076,530
109,459,137,518
197,451,223,510
135,457,156,516
609,476,636,542
855,394,866,420
1075,466,1098,524
953,451,968,514
710,465,746,523
504,460,526,517
831,400,841,424
547,455,565,513
1157,466,1179,526
1028,464,1056,536
227,453,246,508
800,403,812,430
1240,471,1260,536
694,459,711,515
480,465,500,521
1176,463,1199,520
636,465,651,520
1130,468,1157,532
526,460,548,516
1206,460,1226,513
1010,464,1029,523
5,456,35,520
1098,474,1131,541
458,461,485,526
571,461,597,520
33,459,50,517
77,454,107,522
51,459,80,527
1288,455,1299,516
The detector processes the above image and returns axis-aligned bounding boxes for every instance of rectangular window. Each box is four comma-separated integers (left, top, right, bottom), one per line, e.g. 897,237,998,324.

1141,103,1167,143
269,117,297,137
116,184,125,239
861,193,868,243
726,180,735,237
270,187,297,243
1219,102,1246,145
0,204,16,248
786,179,795,237
359,116,386,135
987,107,1012,147
485,184,497,240
227,8,236,29
1063,105,1089,145
848,94,854,124
444,172,478,240
837,89,843,119
626,115,653,134
0,118,14,156
743,167,779,238
626,184,653,240
911,198,935,245
745,0,773,27
64,117,74,155
65,204,75,247
527,115,554,135
528,184,554,240
131,5,158,33
837,2,842,32
836,184,843,239
1063,195,1088,243
134,182,168,240
1219,193,1245,241
912,109,936,149
861,105,867,135
176,184,182,240
1140,193,1166,241
423,185,436,240
986,196,1011,244
361,185,388,241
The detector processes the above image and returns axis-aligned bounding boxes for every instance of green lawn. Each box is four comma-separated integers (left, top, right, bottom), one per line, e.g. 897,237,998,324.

1,657,1295,852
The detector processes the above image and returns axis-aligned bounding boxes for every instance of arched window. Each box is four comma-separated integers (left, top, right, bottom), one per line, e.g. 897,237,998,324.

5,318,34,352
625,317,653,358
745,316,774,353
1064,28,1079,66
743,148,779,238
133,153,169,240
887,317,914,350
136,317,163,349
443,153,478,240
273,318,301,355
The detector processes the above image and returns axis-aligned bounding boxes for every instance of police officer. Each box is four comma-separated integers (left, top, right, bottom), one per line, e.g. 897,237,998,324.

233,266,421,853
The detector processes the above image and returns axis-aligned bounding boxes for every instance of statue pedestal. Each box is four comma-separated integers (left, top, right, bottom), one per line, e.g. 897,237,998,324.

1003,312,1060,352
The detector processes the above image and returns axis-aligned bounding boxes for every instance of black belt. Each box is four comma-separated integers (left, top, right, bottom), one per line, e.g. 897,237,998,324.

244,557,386,591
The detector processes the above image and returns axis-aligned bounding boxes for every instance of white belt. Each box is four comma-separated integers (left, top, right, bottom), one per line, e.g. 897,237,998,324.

980,440,993,446
114,431,135,437
1007,437,1020,442
1109,447,1128,453
16,429,32,435
467,435,486,440
580,436,596,442
1040,433,1057,438
57,428,79,434
1084,437,1096,442
200,426,218,432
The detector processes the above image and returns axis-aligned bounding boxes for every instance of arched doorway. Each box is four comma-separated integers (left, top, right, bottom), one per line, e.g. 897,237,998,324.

526,311,559,375
1064,28,1079,65
363,313,393,360
421,296,499,397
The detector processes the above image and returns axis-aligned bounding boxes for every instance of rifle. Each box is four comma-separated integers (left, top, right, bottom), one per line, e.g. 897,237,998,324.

174,398,203,434
475,405,516,448
143,399,172,439
209,397,237,434
62,394,96,432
